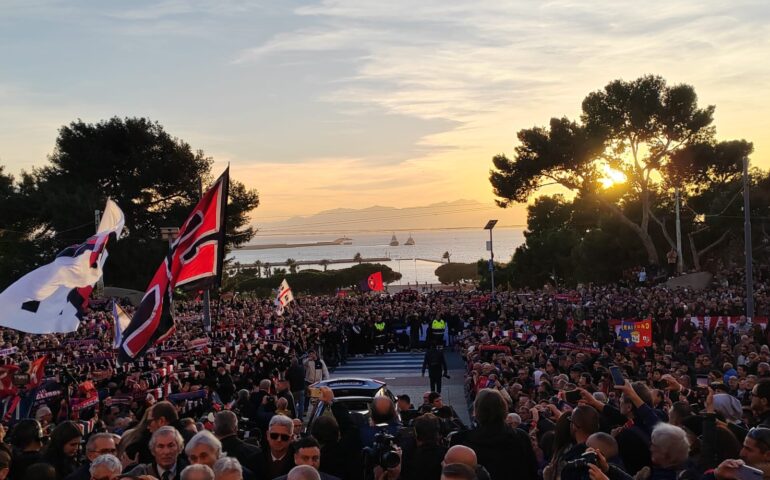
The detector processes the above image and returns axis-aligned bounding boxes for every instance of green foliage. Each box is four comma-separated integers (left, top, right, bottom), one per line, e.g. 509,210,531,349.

231,263,402,296
0,117,260,290
434,262,479,285
490,75,737,265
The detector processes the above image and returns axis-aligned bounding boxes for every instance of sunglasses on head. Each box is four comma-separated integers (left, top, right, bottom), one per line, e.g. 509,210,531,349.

269,432,291,442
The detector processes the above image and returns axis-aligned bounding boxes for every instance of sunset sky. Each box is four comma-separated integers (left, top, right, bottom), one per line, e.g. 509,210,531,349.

1,1,769,225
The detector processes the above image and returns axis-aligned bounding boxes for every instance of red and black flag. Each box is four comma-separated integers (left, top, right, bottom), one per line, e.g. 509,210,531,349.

119,169,229,362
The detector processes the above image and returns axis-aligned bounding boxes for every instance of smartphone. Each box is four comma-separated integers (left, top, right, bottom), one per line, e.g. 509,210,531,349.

309,387,322,399
565,389,581,404
609,366,625,386
696,376,709,388
736,465,763,480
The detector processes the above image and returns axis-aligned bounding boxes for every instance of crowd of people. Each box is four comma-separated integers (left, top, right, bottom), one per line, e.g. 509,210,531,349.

0,272,769,480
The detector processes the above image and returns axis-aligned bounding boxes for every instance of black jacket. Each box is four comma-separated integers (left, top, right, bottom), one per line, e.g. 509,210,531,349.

451,424,538,480
401,442,447,480
287,364,306,391
63,462,91,480
220,434,261,474
422,349,447,377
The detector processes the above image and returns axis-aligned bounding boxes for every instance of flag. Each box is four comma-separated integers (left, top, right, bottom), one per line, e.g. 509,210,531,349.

0,199,124,333
274,279,293,315
120,169,229,361
365,272,384,292
619,318,653,348
27,356,48,389
111,300,131,349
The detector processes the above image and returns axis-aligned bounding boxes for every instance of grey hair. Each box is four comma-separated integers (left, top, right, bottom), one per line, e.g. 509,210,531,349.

149,426,184,451
287,465,321,480
269,414,294,434
215,410,238,437
506,413,522,427
89,454,122,476
592,391,608,403
86,432,115,452
651,423,690,466
185,430,222,458
181,464,215,480
213,457,243,478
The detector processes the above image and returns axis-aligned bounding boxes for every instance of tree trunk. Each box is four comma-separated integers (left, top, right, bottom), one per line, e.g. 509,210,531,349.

601,199,660,264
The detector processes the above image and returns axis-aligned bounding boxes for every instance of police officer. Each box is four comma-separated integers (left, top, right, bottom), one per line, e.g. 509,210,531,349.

373,317,386,355
422,344,448,393
430,317,446,346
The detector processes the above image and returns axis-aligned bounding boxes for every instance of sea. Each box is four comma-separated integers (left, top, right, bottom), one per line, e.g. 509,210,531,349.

229,228,526,285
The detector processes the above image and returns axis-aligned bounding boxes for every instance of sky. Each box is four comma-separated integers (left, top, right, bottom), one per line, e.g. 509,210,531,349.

1,0,769,225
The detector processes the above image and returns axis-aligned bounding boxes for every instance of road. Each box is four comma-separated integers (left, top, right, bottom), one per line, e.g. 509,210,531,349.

331,349,470,425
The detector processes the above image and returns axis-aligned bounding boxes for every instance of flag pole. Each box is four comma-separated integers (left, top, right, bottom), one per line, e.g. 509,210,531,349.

200,177,212,332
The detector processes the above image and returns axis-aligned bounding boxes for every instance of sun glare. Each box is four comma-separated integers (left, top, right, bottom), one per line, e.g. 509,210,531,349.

600,165,627,188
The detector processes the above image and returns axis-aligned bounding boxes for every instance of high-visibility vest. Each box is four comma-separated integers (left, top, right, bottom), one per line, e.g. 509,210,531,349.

374,322,386,332
431,319,446,331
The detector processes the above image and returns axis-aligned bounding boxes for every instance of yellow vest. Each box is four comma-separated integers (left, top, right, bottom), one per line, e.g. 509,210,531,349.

374,322,385,332
431,319,446,330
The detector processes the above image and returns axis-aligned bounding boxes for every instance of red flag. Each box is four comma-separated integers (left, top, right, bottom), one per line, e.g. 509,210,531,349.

367,272,384,292
27,356,48,389
120,169,229,361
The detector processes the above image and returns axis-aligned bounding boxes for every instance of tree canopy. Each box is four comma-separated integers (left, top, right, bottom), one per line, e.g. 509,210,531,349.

491,75,753,268
0,117,260,290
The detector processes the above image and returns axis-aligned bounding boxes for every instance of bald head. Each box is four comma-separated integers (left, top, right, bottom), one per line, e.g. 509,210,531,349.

444,445,478,468
287,465,321,480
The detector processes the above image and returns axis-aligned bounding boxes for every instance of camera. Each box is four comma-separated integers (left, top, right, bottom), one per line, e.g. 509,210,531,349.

363,430,400,469
564,451,598,470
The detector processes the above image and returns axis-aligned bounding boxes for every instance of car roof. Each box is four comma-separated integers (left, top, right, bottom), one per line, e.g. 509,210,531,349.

311,378,386,389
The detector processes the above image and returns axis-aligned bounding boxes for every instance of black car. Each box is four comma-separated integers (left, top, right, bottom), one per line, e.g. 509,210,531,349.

306,377,397,431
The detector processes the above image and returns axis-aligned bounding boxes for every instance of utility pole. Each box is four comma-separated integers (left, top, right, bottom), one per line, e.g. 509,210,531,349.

675,187,683,273
743,155,755,321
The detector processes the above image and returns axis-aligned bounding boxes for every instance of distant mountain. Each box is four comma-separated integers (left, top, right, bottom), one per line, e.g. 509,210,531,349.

251,199,526,234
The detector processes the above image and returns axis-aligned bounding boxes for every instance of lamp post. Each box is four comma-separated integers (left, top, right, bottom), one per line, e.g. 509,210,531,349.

484,220,498,300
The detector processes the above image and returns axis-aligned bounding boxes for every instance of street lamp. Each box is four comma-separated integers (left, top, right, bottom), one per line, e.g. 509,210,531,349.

484,220,498,300
160,227,180,249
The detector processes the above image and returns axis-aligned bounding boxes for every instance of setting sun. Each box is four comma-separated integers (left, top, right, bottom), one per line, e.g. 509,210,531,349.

600,165,627,188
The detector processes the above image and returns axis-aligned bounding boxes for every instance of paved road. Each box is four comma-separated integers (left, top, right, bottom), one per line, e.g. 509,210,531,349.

331,350,470,425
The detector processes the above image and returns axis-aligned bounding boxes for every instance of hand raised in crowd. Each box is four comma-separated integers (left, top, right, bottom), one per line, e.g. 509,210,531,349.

660,374,682,392
587,463,610,480
714,459,745,480
585,447,610,474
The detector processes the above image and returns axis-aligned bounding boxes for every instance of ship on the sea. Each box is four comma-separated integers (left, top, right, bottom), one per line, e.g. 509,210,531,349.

337,236,353,245
404,233,415,246
389,233,399,246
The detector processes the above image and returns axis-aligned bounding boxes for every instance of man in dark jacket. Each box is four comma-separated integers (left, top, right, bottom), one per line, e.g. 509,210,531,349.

401,414,447,480
287,357,307,419
63,433,117,480
752,379,770,427
8,419,44,480
215,411,261,474
451,389,538,480
422,345,448,394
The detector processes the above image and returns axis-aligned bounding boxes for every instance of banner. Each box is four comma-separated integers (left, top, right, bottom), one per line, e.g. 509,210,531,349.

619,319,653,348
0,347,18,357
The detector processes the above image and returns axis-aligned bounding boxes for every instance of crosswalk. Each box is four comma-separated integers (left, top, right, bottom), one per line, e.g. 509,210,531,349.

331,352,425,377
